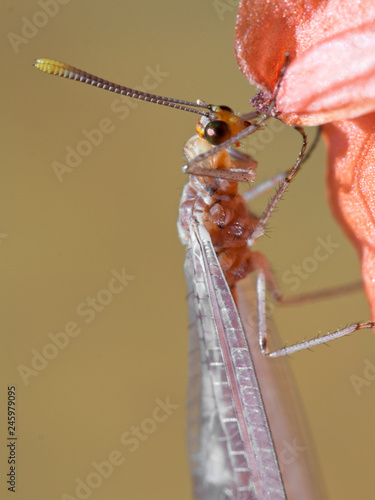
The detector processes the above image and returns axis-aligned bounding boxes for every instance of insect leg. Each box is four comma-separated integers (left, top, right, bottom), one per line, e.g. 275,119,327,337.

182,162,257,183
255,269,374,357
271,281,364,306
243,126,321,202
243,172,288,201
248,126,307,245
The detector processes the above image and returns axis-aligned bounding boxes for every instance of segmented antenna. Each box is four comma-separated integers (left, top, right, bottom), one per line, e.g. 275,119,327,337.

34,59,211,116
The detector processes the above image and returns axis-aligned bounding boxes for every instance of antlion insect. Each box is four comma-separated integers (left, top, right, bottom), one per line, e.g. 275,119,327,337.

34,58,373,499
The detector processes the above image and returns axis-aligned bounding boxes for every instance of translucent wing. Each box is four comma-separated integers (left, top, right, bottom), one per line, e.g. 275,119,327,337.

185,217,286,500
236,277,326,500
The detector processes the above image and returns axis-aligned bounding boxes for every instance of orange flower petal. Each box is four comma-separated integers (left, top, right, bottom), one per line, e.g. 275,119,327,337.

237,0,375,318
235,0,375,125
324,114,375,318
235,0,306,93
277,23,375,125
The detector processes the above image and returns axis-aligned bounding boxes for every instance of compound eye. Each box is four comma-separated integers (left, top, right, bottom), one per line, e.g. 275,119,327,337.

204,120,231,145
218,105,234,113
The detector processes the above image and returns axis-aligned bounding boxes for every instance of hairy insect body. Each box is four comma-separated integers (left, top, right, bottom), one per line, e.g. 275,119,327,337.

178,134,258,289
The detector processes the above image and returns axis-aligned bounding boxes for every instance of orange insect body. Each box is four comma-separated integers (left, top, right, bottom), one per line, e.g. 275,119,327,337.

178,110,259,289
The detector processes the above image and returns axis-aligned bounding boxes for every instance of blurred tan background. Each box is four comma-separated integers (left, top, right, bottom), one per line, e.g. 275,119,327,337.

1,1,374,499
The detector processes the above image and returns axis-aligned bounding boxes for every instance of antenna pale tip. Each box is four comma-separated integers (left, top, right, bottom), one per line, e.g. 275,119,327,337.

33,59,72,78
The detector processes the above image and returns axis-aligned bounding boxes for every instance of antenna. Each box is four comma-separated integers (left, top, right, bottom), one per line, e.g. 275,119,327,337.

34,59,211,117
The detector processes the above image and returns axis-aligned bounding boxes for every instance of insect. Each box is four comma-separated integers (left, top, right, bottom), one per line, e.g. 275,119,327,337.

33,59,372,499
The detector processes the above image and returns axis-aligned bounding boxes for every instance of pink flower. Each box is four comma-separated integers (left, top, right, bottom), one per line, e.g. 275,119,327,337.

235,0,375,318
